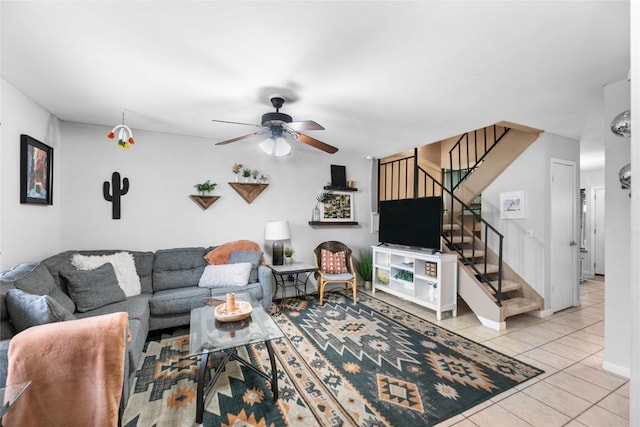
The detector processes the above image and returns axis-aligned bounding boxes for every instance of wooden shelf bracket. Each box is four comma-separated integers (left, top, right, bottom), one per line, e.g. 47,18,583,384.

190,195,220,210
228,183,269,204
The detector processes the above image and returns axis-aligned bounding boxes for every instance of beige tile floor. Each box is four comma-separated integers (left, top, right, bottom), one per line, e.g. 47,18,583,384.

365,278,630,427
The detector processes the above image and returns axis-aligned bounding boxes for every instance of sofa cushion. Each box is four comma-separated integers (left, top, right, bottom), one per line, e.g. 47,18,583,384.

204,240,264,265
152,247,207,292
61,263,127,312
209,281,264,307
42,250,155,295
2,262,76,314
73,294,151,325
149,287,210,317
198,263,252,288
71,252,142,297
5,289,76,333
0,320,15,340
228,250,263,283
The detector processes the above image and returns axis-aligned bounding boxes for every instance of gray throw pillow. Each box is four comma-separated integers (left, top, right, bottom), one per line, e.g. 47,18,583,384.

14,263,76,314
228,251,263,283
61,263,126,312
5,288,76,333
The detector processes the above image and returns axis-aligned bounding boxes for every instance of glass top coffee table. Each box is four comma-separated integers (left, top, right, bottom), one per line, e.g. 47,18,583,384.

190,292,283,424
1,380,31,418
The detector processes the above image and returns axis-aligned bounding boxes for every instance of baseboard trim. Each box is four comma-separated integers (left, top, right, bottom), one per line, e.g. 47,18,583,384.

477,316,505,331
602,361,631,379
527,309,554,318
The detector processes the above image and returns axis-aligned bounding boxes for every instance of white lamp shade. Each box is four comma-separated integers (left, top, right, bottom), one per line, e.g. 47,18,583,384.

259,136,291,157
264,220,291,241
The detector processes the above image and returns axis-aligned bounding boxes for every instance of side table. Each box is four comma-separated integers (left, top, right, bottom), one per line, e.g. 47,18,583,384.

267,263,318,302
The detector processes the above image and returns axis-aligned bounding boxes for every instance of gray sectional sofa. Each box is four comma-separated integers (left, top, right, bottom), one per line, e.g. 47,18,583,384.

0,246,273,406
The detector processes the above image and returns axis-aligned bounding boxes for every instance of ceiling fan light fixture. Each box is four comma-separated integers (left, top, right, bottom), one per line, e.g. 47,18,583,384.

259,136,291,157
610,110,631,137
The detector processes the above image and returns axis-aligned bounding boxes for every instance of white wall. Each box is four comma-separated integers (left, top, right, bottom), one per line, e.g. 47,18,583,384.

603,79,631,377
1,78,63,269
579,168,605,278
58,122,378,267
481,132,580,310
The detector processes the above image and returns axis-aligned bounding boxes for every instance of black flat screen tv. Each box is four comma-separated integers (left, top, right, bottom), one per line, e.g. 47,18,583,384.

378,197,442,251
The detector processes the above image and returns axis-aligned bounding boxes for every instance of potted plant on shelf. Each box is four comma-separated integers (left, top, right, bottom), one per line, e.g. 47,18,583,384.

356,249,373,290
312,190,333,221
284,247,294,264
242,168,252,182
194,180,217,196
232,163,243,182
251,169,259,182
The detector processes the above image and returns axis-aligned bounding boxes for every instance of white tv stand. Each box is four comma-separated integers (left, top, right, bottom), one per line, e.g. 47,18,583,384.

372,245,457,320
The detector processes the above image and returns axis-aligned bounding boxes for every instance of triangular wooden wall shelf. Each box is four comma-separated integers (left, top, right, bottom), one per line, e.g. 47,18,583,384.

190,195,220,209
228,183,268,204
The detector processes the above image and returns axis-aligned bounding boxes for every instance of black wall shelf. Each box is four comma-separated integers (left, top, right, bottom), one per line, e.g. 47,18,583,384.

323,186,357,192
309,221,359,226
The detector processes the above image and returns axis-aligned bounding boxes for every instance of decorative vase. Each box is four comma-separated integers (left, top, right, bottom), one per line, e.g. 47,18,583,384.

312,204,321,221
234,174,239,182
284,256,293,265
364,281,372,291
244,176,250,183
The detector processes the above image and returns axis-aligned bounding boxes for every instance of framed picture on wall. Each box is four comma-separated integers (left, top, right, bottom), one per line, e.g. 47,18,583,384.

20,134,53,205
500,190,525,219
321,190,354,222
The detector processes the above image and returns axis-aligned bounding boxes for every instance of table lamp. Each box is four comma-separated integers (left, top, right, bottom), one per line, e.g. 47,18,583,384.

264,220,290,265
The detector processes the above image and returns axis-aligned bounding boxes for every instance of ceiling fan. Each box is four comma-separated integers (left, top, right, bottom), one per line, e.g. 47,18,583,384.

212,96,338,155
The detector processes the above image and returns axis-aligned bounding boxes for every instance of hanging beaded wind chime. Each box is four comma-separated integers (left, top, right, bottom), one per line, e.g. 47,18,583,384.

107,112,135,149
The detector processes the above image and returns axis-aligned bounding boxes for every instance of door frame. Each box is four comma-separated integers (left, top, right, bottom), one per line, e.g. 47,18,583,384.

549,158,579,311
592,186,605,276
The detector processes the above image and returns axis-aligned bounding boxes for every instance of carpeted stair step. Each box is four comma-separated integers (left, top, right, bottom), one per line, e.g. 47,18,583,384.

503,297,540,317
448,235,474,244
483,280,521,294
470,263,500,275
459,249,485,259
442,223,461,232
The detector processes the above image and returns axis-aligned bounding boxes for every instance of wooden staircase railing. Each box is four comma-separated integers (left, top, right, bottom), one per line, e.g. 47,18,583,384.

378,152,506,307
447,125,510,191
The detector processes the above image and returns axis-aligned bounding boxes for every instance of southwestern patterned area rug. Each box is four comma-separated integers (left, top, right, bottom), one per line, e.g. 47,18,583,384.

123,291,543,426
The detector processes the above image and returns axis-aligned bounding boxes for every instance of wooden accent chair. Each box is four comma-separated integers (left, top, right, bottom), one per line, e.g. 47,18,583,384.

313,241,357,305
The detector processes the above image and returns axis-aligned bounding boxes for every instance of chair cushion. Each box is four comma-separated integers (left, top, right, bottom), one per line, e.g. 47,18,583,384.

323,273,355,281
198,263,252,288
61,263,127,312
5,289,76,333
228,251,263,283
321,249,347,274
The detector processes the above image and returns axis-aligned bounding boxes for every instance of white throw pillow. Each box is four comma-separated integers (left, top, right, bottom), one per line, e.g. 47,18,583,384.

198,263,252,288
71,252,142,297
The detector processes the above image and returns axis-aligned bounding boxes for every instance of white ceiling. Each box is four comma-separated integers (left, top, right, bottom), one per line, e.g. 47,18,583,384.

1,1,630,165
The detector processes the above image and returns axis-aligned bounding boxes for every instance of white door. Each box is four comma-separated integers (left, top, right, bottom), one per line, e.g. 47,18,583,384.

550,159,578,312
593,187,605,275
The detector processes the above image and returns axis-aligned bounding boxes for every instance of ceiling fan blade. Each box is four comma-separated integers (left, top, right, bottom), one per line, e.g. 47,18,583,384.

294,133,339,154
215,131,264,145
211,119,264,128
287,120,325,131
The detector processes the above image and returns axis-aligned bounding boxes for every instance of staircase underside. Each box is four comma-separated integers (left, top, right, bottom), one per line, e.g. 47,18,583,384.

454,255,543,330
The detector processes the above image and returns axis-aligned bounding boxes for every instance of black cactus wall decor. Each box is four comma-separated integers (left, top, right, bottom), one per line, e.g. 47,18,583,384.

103,171,129,219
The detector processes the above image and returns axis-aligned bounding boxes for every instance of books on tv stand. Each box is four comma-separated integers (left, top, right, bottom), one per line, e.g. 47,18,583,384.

371,245,458,320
